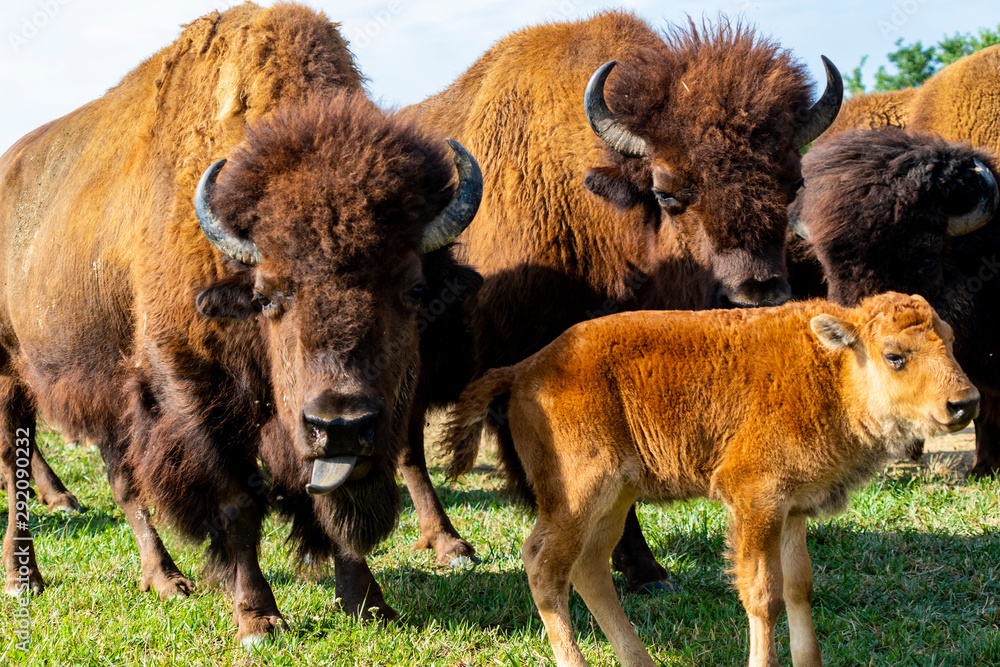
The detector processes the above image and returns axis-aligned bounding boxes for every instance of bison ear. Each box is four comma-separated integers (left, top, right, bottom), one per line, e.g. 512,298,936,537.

810,314,858,351
584,166,645,209
196,273,257,320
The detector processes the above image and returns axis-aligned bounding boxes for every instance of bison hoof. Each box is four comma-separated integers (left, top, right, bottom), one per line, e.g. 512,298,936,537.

636,579,678,596
141,570,195,600
447,554,481,568
417,534,478,566
360,601,399,625
237,615,289,649
5,574,44,597
45,493,82,514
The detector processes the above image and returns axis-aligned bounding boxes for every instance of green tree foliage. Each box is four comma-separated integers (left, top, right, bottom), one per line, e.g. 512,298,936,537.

849,24,1000,95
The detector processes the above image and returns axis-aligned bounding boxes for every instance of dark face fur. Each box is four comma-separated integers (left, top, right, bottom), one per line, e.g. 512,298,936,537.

583,21,822,308
195,92,458,550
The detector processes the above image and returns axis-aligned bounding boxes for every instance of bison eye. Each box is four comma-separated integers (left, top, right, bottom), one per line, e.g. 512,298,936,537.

884,352,905,371
253,291,277,315
916,257,939,276
402,282,427,307
653,190,685,215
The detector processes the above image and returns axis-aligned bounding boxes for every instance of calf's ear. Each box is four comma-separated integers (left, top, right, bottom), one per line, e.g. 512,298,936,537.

810,314,858,351
196,273,257,320
584,166,645,209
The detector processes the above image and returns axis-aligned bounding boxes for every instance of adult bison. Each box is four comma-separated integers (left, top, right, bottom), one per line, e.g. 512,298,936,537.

825,44,1000,151
789,129,1000,476
397,10,842,591
0,2,482,644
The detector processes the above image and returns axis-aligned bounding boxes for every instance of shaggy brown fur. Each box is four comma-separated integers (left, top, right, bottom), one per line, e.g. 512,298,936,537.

823,45,1000,152
445,293,978,667
398,10,833,586
825,88,915,135
789,129,1000,477
0,2,477,644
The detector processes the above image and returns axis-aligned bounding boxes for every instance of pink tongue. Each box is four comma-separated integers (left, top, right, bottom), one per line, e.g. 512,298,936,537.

306,456,357,495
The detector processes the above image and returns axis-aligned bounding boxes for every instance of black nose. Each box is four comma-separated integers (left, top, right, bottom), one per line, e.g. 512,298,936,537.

302,391,380,456
721,277,791,308
946,397,980,423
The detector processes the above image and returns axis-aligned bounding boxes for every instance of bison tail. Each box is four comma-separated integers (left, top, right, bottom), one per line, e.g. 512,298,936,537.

443,365,517,480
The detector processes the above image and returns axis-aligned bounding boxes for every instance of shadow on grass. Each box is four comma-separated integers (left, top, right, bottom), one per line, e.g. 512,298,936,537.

397,477,521,512
0,506,123,540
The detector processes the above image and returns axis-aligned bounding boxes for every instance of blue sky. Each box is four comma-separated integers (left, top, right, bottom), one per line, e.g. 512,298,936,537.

0,0,996,153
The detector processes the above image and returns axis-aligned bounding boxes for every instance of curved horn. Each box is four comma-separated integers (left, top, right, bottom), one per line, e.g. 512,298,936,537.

793,56,844,150
584,61,649,159
418,139,483,254
194,159,262,266
947,159,999,237
788,210,810,241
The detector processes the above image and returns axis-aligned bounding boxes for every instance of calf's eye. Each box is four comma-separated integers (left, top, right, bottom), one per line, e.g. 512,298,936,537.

884,353,905,371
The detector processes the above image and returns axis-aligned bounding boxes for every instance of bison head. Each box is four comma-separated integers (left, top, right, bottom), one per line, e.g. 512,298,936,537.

581,22,842,308
191,92,481,550
790,129,998,317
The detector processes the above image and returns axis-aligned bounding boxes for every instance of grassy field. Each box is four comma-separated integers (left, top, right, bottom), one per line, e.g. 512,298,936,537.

2,429,999,666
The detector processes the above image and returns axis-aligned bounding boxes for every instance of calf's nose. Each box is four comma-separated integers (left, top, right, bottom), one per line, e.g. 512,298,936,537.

946,396,980,424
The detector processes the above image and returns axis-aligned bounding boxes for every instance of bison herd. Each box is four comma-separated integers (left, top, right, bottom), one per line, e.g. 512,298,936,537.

1,4,997,666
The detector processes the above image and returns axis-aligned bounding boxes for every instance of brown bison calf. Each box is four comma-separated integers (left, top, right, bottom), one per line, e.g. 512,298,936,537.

446,292,978,667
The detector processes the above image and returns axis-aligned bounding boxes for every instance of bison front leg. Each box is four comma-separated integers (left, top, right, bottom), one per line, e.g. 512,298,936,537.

399,405,478,566
971,390,1000,477
610,504,672,593
1,383,44,596
218,506,288,647
332,542,398,623
730,506,785,667
781,514,821,667
98,444,194,599
30,445,80,513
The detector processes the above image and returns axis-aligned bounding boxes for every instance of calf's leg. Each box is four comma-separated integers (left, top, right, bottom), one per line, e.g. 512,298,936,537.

781,514,821,667
570,496,657,667
523,516,589,667
98,444,194,598
1,380,43,596
730,506,785,667
399,406,477,565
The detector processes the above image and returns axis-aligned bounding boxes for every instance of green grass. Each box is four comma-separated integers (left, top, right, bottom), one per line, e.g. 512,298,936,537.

2,430,1000,666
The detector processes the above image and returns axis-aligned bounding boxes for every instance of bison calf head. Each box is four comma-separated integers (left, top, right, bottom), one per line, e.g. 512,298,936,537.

582,22,842,309
812,292,979,444
191,92,481,513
